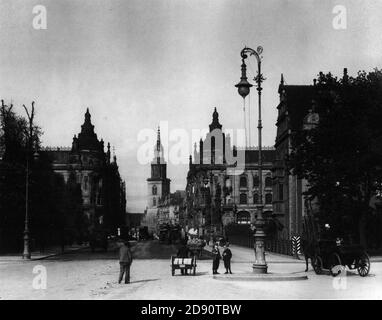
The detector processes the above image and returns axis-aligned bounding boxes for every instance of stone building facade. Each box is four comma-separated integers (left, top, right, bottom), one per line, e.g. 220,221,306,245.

272,75,316,239
186,108,275,237
41,109,126,235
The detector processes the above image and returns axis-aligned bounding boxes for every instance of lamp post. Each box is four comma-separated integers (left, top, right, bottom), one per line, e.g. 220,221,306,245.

22,102,39,259
203,174,213,244
235,46,267,273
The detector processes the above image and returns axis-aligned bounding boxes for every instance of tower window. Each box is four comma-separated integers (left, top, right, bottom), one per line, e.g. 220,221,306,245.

153,198,156,206
152,185,157,195
265,176,272,188
265,193,273,204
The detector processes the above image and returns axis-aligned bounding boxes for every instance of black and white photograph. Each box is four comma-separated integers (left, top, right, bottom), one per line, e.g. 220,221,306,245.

0,0,382,306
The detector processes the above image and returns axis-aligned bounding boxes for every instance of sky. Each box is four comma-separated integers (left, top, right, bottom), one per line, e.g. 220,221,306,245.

0,0,381,212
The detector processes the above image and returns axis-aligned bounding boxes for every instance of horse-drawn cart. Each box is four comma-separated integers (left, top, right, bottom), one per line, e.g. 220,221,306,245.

170,256,197,276
311,239,370,277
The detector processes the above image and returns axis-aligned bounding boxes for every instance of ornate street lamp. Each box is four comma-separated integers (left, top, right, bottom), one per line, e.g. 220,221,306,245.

235,46,268,274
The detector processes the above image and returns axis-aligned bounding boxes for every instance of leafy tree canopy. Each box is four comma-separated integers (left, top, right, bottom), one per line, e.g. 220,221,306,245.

289,69,382,239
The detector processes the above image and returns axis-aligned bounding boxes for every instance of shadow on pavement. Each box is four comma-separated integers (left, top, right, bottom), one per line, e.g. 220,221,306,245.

129,279,160,284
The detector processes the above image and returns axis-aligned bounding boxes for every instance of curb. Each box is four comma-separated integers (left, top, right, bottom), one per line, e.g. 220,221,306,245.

213,273,308,281
30,246,88,261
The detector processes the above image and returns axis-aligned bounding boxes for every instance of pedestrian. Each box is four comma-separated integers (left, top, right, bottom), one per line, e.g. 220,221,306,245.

212,243,221,274
222,242,232,274
118,239,133,284
177,240,190,275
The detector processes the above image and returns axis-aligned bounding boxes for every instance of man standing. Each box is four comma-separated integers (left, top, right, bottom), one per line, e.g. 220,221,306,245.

212,243,221,274
222,242,233,274
118,240,133,284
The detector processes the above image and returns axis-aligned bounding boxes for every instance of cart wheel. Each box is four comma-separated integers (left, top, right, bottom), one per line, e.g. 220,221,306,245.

312,255,323,275
330,253,342,277
356,252,370,277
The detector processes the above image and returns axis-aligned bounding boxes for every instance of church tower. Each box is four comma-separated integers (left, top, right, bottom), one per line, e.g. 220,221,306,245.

147,127,170,208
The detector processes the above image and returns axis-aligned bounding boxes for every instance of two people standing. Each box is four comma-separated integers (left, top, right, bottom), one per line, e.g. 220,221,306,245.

118,240,133,284
212,242,233,274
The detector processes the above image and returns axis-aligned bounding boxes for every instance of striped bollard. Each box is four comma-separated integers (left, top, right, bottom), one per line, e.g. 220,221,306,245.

292,235,301,259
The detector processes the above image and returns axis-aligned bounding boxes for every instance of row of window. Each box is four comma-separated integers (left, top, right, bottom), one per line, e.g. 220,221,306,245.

239,192,273,204
239,176,272,188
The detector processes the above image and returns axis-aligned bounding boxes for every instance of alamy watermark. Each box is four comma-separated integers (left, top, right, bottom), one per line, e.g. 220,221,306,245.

32,5,47,30
136,121,252,173
332,5,347,30
32,265,47,290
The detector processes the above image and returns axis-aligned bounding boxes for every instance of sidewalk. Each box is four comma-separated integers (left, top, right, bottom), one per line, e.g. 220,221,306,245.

216,244,382,263
0,244,87,262
204,244,305,264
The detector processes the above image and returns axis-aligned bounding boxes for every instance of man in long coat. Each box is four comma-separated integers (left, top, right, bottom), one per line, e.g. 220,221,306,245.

222,242,233,274
212,243,221,274
118,240,133,284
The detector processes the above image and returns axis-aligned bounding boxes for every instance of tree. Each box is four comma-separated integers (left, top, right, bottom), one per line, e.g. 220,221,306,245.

0,101,40,251
289,69,382,246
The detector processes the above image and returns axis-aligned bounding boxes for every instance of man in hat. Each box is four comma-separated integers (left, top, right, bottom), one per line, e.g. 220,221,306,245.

212,243,221,274
118,239,133,284
222,242,233,274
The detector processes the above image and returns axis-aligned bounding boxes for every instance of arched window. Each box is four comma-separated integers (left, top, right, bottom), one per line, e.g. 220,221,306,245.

240,175,247,188
253,193,259,204
265,193,273,204
253,175,259,187
240,193,247,204
153,197,156,206
237,211,250,224
152,185,157,195
265,176,272,188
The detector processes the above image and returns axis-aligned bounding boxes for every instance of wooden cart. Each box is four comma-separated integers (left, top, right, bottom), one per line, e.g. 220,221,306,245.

170,256,197,276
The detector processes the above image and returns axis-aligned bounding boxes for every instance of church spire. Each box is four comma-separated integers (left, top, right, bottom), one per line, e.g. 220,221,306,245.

77,108,102,151
153,126,165,164
156,126,161,152
209,107,222,132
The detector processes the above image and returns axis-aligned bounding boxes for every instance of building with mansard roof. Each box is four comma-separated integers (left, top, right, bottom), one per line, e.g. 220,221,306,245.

41,108,126,236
